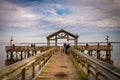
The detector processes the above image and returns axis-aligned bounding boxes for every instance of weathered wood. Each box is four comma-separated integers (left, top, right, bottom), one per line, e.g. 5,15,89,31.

75,38,78,46
55,35,57,47
87,63,90,79
22,68,26,80
74,45,112,51
74,44,113,64
69,48,120,80
32,63,35,78
0,47,58,80
46,29,78,46
96,68,100,80
5,46,51,65
6,46,41,52
33,51,81,80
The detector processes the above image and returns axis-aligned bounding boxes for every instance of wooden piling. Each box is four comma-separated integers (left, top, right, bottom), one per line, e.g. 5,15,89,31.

97,51,101,59
10,51,13,59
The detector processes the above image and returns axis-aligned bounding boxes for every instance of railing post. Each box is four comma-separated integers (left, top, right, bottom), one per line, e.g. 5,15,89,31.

39,59,42,70
32,63,35,78
81,58,84,69
96,68,100,80
87,63,90,80
22,68,26,80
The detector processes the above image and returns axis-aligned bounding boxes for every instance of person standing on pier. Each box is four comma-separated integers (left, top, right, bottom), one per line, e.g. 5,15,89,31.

64,40,70,54
66,43,70,54
63,43,66,53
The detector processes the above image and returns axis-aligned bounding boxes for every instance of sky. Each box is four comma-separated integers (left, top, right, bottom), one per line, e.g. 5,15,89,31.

0,0,120,45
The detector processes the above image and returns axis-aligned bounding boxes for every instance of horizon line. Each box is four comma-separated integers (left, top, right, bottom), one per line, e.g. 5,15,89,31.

19,41,120,44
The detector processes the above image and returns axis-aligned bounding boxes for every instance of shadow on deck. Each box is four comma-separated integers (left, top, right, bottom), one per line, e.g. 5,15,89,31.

34,51,82,80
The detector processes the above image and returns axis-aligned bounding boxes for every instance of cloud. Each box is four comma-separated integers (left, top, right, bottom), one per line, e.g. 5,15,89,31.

0,0,120,44
0,1,40,28
1,0,120,29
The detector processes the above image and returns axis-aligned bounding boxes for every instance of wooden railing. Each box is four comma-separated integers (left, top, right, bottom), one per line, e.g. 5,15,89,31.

0,47,58,80
74,45,112,51
5,46,51,52
69,48,120,80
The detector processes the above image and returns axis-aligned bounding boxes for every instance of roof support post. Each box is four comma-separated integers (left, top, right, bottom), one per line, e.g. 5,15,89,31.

46,29,79,47
47,38,50,46
67,33,69,41
55,35,57,47
75,38,78,46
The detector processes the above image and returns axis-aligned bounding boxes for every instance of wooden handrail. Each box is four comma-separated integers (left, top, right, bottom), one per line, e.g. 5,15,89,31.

74,45,112,51
0,47,58,80
5,46,51,52
69,48,120,80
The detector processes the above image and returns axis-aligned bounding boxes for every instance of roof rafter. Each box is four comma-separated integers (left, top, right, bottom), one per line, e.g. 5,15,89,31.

47,29,78,39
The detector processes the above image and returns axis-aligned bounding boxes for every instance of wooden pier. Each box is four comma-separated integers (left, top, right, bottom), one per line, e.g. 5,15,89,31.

0,45,120,80
34,51,81,80
5,46,51,65
69,47,120,80
0,47,58,80
0,29,120,80
5,43,113,65
74,43,113,64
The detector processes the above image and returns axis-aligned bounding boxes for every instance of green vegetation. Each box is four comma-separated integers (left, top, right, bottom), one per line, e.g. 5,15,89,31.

69,52,87,80
40,46,51,52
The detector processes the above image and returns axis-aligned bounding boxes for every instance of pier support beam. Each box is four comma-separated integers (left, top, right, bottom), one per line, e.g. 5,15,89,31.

16,52,18,59
24,51,26,59
21,51,23,60
97,51,101,59
10,51,13,59
6,51,9,59
88,50,93,56
106,51,111,63
27,51,30,58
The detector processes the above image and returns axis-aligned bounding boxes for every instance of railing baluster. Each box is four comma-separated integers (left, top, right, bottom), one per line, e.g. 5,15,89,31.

22,68,26,80
0,47,58,80
32,63,35,78
39,59,42,70
96,68,100,80
87,63,90,80
69,48,120,80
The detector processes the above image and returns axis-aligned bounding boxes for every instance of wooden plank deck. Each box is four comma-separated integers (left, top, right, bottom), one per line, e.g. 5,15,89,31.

34,51,82,80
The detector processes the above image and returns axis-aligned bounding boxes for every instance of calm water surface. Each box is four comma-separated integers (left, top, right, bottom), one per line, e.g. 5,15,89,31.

0,43,120,69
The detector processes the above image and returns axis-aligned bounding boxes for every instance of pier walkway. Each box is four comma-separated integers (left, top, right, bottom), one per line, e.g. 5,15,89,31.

34,51,81,80
1,46,120,80
1,29,120,80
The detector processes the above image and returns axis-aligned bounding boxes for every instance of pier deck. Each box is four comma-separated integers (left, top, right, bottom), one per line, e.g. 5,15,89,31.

34,51,82,80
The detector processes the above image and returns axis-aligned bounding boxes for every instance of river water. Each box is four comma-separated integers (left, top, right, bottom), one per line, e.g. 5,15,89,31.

0,43,120,69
